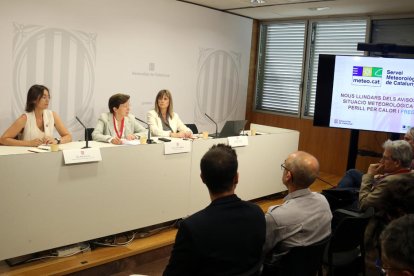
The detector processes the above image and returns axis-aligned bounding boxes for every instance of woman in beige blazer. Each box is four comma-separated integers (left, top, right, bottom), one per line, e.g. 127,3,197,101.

147,89,192,138
92,93,146,144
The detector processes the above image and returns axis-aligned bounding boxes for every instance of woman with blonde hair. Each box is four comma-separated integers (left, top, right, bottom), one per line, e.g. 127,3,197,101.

147,89,192,138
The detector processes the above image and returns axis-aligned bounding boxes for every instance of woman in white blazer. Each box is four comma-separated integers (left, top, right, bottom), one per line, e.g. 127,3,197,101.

92,93,146,144
147,89,192,138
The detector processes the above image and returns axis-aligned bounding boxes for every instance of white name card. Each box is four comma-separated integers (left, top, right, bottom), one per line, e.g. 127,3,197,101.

63,148,102,164
164,140,191,155
228,136,249,148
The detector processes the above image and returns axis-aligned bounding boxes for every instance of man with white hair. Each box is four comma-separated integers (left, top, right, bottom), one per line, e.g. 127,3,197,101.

359,139,413,210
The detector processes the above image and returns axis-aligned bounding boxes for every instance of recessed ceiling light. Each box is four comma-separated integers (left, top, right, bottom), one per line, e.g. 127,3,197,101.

251,0,266,4
308,6,330,11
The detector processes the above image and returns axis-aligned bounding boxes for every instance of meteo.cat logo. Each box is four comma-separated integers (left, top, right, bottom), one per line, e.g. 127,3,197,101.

352,66,383,87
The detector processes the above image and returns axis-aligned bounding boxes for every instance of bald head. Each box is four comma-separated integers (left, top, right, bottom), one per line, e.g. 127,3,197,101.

285,151,320,189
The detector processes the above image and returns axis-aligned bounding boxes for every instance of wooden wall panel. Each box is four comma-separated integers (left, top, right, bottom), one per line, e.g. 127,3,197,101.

248,112,351,175
355,130,390,172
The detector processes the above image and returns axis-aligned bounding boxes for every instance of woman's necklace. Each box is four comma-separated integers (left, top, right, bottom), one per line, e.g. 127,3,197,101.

113,115,125,138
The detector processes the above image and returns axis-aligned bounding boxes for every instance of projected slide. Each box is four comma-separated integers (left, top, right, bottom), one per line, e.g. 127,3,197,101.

330,56,414,133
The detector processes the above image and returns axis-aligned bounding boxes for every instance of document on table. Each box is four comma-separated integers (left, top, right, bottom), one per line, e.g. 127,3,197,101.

121,139,140,145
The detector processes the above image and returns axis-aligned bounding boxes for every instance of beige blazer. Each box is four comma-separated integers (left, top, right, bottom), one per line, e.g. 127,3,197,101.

92,112,146,143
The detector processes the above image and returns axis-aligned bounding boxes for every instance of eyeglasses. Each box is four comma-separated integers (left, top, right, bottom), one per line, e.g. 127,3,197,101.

280,163,294,182
380,155,393,161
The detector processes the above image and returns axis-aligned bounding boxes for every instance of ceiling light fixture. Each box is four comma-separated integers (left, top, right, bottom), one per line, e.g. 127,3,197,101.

309,6,330,11
251,0,266,4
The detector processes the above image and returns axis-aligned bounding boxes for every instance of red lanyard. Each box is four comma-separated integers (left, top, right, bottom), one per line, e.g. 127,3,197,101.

113,115,125,139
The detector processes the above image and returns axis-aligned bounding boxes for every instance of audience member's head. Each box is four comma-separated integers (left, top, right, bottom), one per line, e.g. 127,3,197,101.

380,214,414,276
282,151,319,190
373,173,414,221
200,144,238,195
404,127,414,153
381,140,412,172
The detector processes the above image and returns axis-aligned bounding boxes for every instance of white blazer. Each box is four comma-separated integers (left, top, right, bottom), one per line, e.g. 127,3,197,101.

147,110,191,137
92,112,146,142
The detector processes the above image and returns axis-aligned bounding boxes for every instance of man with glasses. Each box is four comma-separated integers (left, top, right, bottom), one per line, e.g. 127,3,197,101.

379,214,414,276
337,127,414,189
359,139,413,210
263,151,332,259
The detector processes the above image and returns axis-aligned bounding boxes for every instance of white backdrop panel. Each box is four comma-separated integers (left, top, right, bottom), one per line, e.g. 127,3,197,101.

0,0,252,140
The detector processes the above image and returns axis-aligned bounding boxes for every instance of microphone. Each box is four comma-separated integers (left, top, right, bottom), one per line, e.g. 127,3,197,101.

135,117,154,144
75,116,91,148
204,113,218,138
241,120,248,136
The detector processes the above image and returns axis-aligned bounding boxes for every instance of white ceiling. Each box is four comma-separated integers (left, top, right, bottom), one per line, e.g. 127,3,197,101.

177,0,414,20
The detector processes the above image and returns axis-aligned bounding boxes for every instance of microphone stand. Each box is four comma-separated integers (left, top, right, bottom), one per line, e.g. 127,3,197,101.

241,121,248,136
204,113,218,138
75,116,91,148
135,117,154,144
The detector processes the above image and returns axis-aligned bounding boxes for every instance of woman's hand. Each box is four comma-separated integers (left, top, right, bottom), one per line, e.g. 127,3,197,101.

126,134,136,140
170,132,185,138
111,137,123,145
43,136,56,144
29,138,44,147
170,132,193,138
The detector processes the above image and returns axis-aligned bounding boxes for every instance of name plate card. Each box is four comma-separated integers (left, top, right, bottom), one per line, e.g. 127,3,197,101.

164,140,191,155
228,136,249,148
63,148,102,164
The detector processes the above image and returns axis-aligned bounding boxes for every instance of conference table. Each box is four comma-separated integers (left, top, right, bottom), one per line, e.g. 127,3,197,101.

0,123,299,261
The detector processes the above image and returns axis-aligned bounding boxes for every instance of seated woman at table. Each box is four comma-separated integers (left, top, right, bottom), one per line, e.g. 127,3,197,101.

92,93,146,145
0,84,72,146
147,89,192,138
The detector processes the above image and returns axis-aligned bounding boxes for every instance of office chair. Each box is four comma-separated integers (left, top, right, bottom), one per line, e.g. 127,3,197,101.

322,207,374,276
85,128,94,141
185,123,198,134
261,236,330,276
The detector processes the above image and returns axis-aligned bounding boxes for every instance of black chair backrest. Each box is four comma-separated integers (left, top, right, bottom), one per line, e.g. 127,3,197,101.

329,207,374,253
325,207,374,276
322,187,360,212
262,236,330,276
85,128,94,141
185,123,198,134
